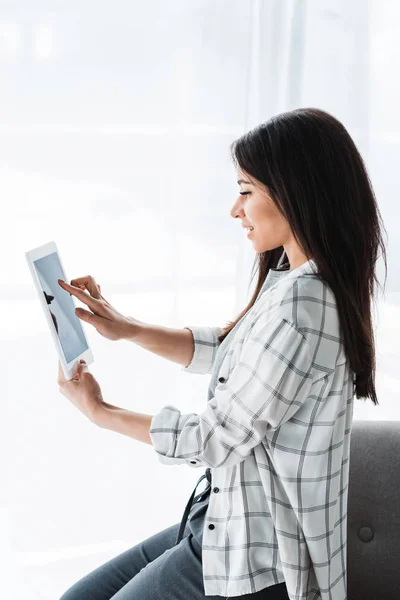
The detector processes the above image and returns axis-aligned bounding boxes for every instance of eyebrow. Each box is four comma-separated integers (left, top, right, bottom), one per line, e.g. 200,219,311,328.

237,179,253,185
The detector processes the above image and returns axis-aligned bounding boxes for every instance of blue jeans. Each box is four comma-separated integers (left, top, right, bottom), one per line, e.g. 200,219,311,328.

60,469,289,600
59,517,289,599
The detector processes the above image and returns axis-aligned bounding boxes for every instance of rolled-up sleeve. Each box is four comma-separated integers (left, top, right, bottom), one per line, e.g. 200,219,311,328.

149,317,315,469
180,325,224,375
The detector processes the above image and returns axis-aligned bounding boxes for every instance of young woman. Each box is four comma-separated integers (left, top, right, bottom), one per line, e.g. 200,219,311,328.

58,107,387,600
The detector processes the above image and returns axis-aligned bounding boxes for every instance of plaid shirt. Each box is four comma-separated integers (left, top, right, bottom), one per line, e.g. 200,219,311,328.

149,259,355,599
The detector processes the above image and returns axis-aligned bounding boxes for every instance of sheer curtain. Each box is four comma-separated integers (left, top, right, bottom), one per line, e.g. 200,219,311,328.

1,1,397,598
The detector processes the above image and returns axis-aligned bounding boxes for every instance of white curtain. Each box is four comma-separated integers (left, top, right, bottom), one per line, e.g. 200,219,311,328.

1,1,397,597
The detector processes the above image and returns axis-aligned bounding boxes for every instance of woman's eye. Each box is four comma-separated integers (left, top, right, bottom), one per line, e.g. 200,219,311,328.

239,191,251,196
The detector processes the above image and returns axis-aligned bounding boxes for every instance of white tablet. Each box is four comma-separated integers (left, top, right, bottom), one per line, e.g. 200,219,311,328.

25,240,94,380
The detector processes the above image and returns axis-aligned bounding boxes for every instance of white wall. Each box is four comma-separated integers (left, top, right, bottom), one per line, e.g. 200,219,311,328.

1,1,398,597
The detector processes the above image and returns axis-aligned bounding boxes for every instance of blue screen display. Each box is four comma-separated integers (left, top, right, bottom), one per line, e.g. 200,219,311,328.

33,252,89,363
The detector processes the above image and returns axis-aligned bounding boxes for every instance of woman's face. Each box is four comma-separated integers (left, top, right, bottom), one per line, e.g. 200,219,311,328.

230,170,292,254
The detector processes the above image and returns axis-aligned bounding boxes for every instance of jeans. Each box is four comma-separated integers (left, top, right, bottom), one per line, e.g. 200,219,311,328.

60,469,289,600
59,517,289,600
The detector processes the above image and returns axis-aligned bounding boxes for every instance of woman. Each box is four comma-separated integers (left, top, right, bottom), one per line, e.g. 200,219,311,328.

58,107,387,600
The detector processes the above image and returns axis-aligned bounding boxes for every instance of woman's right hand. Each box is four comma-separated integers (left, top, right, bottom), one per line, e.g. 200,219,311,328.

58,275,140,342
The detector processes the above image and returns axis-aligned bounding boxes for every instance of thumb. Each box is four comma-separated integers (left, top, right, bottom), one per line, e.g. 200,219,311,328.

77,360,89,375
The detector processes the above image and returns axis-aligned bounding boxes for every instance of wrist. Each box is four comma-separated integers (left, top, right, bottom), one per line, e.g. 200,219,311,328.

93,401,119,428
123,317,143,342
94,404,153,446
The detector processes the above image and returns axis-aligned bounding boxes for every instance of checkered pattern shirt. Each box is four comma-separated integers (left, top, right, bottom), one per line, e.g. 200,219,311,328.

149,259,355,599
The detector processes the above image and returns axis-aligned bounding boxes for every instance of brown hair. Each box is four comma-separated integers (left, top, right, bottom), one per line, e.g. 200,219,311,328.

219,108,388,405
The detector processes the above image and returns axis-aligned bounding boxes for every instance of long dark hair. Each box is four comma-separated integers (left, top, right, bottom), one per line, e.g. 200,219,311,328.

220,107,388,405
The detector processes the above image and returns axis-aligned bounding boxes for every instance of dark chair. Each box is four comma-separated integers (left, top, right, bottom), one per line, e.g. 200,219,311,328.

347,420,400,599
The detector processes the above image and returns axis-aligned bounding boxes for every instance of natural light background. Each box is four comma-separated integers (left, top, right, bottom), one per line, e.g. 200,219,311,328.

1,1,398,598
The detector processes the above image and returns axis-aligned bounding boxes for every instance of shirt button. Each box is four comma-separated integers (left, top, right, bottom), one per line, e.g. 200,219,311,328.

208,524,215,530
218,377,225,383
213,487,219,493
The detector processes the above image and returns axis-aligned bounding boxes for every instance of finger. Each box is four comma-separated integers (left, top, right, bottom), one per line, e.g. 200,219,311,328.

58,280,104,314
70,276,102,300
75,307,99,325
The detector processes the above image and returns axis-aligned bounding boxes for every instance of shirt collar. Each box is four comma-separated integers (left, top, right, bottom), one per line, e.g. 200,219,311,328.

260,258,318,295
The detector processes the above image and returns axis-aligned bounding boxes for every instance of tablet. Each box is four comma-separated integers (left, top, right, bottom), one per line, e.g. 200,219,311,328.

25,240,94,380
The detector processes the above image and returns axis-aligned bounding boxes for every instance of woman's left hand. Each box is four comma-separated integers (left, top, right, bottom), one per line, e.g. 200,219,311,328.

57,359,105,424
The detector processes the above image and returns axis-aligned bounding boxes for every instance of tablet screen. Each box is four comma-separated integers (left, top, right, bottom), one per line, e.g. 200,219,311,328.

33,251,89,363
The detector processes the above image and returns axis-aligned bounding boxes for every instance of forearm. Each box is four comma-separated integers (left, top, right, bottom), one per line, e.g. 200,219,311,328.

95,404,154,446
124,320,195,368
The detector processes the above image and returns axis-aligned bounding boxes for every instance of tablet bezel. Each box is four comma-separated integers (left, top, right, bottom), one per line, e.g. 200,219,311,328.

25,240,94,381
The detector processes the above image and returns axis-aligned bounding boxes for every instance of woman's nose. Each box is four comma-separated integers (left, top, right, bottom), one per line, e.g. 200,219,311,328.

230,200,242,219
